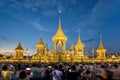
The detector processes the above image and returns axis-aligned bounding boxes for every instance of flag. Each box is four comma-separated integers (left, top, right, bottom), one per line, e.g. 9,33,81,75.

26,48,28,51
91,47,94,58
91,47,94,53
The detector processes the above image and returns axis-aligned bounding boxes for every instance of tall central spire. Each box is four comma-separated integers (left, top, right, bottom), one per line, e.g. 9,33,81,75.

56,9,64,36
52,10,67,41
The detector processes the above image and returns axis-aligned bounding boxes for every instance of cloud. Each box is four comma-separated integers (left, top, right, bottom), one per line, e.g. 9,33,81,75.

1,0,78,16
32,22,49,32
91,0,112,18
83,38,95,43
14,16,48,32
0,0,6,7
0,5,52,33
0,35,8,41
0,34,16,52
42,9,57,16
74,0,113,36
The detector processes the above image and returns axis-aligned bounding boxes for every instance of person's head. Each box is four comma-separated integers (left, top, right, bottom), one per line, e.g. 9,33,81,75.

32,63,36,67
113,64,118,68
71,65,76,71
101,65,105,69
54,65,58,70
2,65,8,71
19,71,27,79
45,68,50,74
59,64,63,70
80,66,83,69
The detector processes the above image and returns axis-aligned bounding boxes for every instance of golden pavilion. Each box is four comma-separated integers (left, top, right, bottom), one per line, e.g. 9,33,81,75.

1,15,118,63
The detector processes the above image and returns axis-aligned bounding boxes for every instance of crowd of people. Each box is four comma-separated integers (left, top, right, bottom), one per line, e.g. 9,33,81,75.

0,62,120,80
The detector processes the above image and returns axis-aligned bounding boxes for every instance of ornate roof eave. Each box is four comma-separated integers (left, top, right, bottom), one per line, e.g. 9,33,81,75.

52,36,67,41
75,44,85,47
75,32,84,46
52,16,67,41
37,33,45,45
15,41,24,50
97,48,106,51
37,40,44,45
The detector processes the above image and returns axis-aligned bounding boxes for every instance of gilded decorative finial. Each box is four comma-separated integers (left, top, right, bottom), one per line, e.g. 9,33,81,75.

19,41,21,44
97,34,106,50
40,31,42,39
26,48,28,51
37,32,44,45
78,28,80,39
58,9,62,28
100,34,102,43
59,9,61,14
77,28,81,43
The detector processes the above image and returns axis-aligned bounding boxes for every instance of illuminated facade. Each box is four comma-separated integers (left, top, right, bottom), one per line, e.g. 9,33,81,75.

14,42,24,59
30,16,85,63
0,16,112,63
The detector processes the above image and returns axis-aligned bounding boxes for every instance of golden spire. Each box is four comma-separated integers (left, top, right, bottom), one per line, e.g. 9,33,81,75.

76,30,84,46
54,16,67,37
15,41,24,50
58,9,62,29
97,35,106,50
52,10,67,41
37,33,44,45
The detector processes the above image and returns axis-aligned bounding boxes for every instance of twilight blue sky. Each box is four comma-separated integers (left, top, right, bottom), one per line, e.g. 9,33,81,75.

0,0,120,54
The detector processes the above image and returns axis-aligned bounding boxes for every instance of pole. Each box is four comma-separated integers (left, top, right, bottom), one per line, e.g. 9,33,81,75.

92,47,94,63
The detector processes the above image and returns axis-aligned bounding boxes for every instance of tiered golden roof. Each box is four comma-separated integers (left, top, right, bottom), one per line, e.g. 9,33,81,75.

37,33,44,45
15,41,24,50
75,32,84,46
97,35,106,50
52,16,67,41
